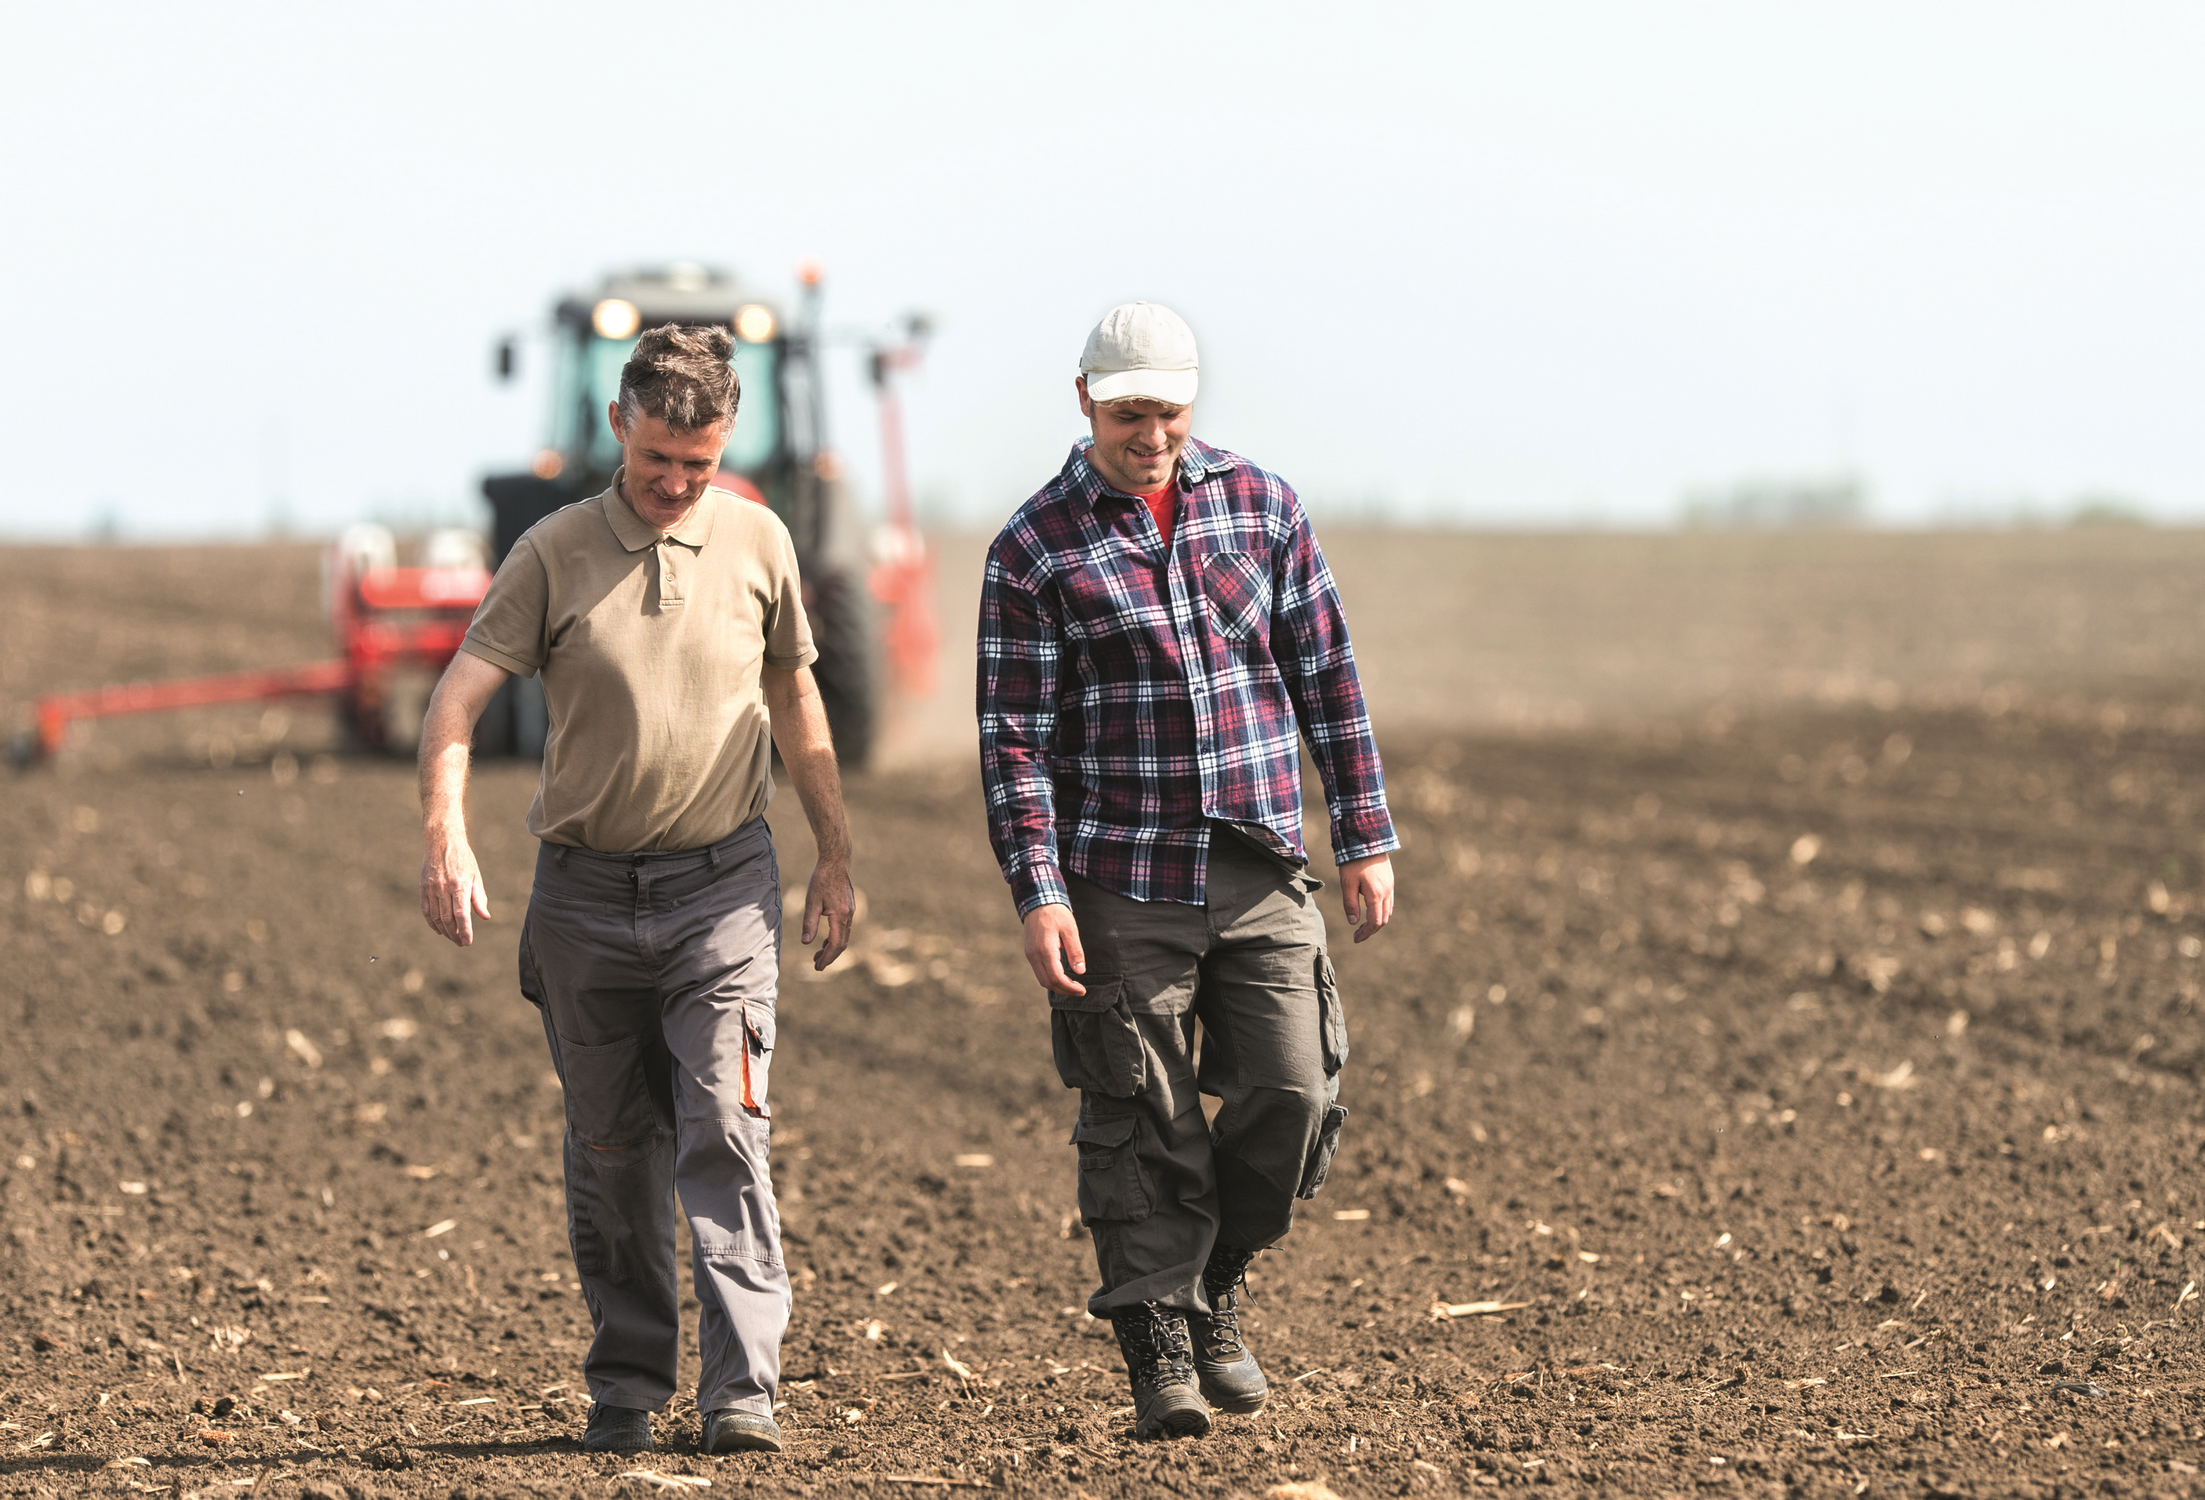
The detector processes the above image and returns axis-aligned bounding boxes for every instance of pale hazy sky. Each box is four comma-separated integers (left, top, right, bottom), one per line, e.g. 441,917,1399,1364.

3,1,2200,538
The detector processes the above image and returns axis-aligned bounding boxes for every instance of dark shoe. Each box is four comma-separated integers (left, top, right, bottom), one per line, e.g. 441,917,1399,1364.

1110,1302,1211,1440
702,1407,784,1454
1192,1244,1271,1413
583,1403,654,1452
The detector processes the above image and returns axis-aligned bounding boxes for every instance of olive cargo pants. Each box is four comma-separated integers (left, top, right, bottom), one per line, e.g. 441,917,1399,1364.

518,817,789,1419
1053,830,1349,1317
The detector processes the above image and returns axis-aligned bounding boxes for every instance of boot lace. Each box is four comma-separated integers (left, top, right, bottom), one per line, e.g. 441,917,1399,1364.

1199,1246,1258,1361
1115,1302,1197,1390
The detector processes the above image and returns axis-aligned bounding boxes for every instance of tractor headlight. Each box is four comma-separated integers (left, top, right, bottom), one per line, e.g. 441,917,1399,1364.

591,298,641,340
734,304,777,344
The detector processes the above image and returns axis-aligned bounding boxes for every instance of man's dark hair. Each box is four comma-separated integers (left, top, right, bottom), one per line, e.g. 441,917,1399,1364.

618,324,740,431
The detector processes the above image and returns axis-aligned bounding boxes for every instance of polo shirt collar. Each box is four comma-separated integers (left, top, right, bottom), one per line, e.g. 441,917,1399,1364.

1064,437,1237,513
601,467,720,552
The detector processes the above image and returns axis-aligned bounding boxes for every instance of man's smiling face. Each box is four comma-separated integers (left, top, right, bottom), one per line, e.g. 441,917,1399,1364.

1077,377,1191,495
607,402,730,530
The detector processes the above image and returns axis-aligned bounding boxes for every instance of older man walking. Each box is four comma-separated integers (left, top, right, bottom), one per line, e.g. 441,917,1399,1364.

979,302,1399,1439
416,323,854,1456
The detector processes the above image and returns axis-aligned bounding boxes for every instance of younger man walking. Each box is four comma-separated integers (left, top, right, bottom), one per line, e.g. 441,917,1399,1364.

978,303,1399,1439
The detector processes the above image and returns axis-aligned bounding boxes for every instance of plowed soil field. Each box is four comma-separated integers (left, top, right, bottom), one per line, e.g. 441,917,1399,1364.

3,531,2203,1500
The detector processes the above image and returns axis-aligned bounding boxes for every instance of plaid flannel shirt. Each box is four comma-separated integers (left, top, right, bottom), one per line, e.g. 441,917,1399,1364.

979,438,1397,915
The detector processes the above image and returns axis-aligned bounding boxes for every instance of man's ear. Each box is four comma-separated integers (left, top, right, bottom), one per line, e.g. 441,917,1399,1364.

606,401,627,442
1074,375,1094,420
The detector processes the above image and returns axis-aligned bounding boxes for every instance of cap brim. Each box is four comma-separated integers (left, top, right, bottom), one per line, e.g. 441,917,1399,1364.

1084,367,1199,407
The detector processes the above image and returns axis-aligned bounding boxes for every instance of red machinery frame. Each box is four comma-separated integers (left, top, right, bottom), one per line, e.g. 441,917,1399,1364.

866,334,939,700
17,558,490,764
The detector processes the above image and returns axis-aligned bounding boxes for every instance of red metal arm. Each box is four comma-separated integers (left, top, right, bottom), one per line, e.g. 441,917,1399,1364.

14,558,492,765
30,660,355,761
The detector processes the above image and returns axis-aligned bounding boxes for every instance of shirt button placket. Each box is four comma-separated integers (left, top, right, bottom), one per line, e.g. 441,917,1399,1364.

1166,565,1216,805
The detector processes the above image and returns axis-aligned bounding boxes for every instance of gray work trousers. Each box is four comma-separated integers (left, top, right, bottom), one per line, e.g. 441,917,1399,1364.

517,817,788,1418
1053,830,1349,1318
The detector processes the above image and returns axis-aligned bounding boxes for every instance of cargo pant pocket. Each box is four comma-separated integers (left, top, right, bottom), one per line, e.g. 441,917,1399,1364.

737,999,774,1118
1300,955,1350,1199
1295,1102,1348,1200
518,916,545,1008
1316,955,1349,1074
1070,1113,1153,1224
1049,980,1148,1098
551,1032,662,1150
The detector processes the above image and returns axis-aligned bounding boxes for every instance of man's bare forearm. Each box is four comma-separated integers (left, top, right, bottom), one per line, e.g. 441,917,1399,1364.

418,652,510,834
763,664,856,968
419,697,473,834
790,750,852,863
416,651,510,946
765,666,850,861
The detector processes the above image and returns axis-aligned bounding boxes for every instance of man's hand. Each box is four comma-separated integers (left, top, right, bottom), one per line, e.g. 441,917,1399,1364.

801,854,855,971
763,663,859,973
1340,853,1395,943
416,650,509,948
420,829,493,947
1023,902,1087,996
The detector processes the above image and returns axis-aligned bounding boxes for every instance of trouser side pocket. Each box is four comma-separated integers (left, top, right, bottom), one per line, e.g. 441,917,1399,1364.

1070,1113,1153,1223
518,912,545,1008
1049,980,1148,1097
1316,955,1349,1073
1295,1102,1348,1200
1296,954,1350,1199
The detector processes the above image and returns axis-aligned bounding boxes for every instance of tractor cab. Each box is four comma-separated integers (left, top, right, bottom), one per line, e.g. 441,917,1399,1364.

536,265,790,509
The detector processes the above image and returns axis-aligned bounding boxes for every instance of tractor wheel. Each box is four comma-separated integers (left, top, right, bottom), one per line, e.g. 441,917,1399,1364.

472,674,548,759
805,566,877,770
378,667,439,756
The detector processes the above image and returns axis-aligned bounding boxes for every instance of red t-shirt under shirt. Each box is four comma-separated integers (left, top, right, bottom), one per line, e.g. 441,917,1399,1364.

1139,483,1178,549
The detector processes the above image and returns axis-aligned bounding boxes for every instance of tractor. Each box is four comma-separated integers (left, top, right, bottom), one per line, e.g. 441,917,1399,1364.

11,262,931,770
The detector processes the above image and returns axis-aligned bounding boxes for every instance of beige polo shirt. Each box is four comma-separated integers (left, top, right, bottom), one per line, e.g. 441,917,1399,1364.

459,475,817,853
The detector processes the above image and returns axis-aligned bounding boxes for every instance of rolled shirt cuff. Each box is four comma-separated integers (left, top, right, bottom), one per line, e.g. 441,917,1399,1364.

1011,859,1071,918
1332,811,1401,867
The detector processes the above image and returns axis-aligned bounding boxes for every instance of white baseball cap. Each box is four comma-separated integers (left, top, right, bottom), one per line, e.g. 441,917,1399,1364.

1079,302,1199,406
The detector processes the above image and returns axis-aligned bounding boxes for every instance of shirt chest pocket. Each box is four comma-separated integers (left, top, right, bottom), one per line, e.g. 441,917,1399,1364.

1200,550,1271,642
